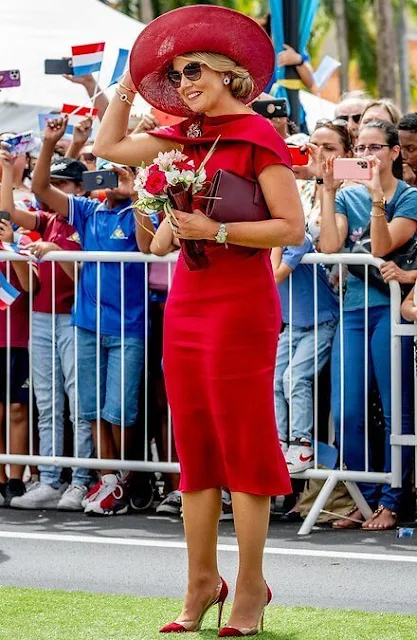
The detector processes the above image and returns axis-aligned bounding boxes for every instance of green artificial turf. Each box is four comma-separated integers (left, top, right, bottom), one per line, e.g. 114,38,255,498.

0,587,415,640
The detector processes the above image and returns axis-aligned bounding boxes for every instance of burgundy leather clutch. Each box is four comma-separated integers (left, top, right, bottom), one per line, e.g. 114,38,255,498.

205,169,270,223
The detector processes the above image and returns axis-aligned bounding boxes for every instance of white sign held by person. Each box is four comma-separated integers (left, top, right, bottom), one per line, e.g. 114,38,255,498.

313,56,342,90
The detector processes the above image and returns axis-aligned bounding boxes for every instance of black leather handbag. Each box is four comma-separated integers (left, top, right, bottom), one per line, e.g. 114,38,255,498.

348,187,417,298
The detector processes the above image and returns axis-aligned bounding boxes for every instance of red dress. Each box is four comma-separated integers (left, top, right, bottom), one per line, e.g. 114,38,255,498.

150,114,292,496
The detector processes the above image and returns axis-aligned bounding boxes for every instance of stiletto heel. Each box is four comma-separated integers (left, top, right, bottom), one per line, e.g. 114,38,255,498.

160,577,228,633
218,582,272,637
218,598,226,628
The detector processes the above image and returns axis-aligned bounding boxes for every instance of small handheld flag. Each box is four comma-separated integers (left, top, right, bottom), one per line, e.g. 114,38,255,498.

61,104,99,135
109,49,130,86
0,271,20,310
71,42,105,77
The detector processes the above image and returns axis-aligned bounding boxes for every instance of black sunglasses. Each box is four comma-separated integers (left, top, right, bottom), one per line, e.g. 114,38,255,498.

167,63,202,88
337,113,362,124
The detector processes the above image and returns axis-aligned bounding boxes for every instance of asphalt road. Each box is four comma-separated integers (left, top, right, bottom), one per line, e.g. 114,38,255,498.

0,509,416,615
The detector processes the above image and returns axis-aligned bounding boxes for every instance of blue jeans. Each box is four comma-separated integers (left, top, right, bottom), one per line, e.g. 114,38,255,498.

32,313,93,487
274,320,337,442
331,305,414,512
76,328,144,426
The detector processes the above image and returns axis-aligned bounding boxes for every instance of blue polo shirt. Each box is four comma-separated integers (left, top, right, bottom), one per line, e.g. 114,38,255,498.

335,181,417,312
68,195,145,338
279,236,339,328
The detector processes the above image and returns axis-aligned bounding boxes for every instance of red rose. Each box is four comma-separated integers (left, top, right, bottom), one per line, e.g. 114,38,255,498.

175,161,194,172
148,164,160,174
145,170,167,194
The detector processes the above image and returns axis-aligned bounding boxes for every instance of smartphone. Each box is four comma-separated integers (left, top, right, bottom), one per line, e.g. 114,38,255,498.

333,158,372,181
0,70,21,88
252,98,288,119
288,146,309,166
0,211,11,222
44,59,74,75
2,131,36,157
82,170,119,190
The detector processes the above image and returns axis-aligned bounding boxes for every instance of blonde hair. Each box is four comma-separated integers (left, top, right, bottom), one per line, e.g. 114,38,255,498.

360,99,402,126
179,52,254,99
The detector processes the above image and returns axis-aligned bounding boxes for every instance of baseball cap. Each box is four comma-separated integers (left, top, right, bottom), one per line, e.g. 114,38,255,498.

50,157,88,181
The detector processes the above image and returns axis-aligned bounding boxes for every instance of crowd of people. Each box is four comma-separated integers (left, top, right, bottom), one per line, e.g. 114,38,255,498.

1,71,417,529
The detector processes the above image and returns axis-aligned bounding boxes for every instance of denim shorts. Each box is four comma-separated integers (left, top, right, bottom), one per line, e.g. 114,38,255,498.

76,328,144,426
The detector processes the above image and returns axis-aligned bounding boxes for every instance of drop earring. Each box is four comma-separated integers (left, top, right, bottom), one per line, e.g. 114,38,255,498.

223,77,231,85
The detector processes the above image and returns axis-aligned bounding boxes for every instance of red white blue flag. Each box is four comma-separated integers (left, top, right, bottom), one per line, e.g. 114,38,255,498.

0,271,20,310
61,104,99,135
71,42,105,76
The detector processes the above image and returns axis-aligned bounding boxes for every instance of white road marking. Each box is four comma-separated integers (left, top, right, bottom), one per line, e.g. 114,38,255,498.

0,530,416,564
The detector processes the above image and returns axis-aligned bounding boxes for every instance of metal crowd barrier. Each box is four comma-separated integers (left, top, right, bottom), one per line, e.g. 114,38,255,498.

0,251,416,536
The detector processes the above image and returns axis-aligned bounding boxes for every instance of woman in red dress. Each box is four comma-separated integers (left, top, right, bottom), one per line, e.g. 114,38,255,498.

94,6,304,636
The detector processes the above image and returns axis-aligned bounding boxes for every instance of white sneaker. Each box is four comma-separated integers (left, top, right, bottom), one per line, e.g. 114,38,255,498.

9,481,63,509
58,484,88,511
84,473,129,515
285,439,314,475
280,440,289,455
156,490,182,516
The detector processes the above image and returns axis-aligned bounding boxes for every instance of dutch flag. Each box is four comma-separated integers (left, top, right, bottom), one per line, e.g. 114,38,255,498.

71,42,105,77
0,271,20,310
61,104,99,135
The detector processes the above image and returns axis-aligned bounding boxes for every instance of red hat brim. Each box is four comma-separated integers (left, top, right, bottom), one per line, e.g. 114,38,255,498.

129,5,275,117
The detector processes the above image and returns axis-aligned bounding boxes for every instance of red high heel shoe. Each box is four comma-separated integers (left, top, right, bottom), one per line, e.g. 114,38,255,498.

160,577,228,633
218,583,272,637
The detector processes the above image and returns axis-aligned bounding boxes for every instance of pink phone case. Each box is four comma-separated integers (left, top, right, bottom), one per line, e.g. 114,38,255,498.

333,158,372,181
0,70,21,88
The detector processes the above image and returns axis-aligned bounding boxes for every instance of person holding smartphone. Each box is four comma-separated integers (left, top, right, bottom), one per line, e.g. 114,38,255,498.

0,143,94,512
320,119,417,531
0,207,39,506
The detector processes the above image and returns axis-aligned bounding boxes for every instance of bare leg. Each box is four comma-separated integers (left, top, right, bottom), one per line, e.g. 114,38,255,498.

226,492,271,629
111,423,135,462
175,489,222,622
9,403,28,479
92,419,117,475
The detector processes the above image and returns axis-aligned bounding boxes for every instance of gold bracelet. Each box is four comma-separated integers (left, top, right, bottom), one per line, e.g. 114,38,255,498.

116,88,134,106
119,82,137,94
371,211,386,218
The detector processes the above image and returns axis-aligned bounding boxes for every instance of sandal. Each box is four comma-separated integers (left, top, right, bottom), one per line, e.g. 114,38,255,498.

332,506,364,529
361,505,398,531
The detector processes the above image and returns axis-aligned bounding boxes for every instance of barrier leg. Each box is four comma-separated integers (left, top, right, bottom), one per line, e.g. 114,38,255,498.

297,475,338,536
343,480,373,520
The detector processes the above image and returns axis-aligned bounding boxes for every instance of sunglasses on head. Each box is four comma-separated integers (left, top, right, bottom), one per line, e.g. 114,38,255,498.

315,118,350,129
337,113,362,124
167,62,202,88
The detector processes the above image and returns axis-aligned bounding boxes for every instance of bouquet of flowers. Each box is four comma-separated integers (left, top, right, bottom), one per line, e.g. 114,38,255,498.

133,140,219,270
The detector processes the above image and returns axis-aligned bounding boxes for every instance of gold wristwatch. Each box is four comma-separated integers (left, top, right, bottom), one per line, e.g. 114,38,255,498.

215,222,228,247
372,196,386,211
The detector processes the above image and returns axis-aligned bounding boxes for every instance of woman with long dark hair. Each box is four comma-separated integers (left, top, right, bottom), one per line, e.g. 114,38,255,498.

320,120,417,531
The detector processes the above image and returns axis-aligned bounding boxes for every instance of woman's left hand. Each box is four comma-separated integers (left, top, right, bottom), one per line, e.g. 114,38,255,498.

380,261,414,284
356,156,384,199
170,209,218,240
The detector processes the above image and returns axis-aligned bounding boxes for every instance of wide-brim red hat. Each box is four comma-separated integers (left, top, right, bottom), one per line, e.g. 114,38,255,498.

129,5,275,117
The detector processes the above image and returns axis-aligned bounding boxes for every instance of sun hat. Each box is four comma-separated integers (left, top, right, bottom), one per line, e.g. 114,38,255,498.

129,5,275,117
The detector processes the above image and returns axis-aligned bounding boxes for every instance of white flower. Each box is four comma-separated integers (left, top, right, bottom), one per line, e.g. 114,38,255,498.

165,169,181,186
